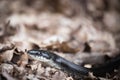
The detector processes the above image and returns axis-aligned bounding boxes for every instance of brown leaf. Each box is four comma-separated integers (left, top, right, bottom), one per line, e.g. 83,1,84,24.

17,52,28,67
0,43,15,53
11,48,28,67
51,71,66,80
0,43,15,62
1,71,16,80
46,41,79,53
0,50,14,62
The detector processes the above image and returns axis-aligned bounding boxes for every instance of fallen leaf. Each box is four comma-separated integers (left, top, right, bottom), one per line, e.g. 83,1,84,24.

46,41,79,53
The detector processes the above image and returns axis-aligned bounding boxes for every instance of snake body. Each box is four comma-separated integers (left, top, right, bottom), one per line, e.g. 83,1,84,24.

27,49,120,79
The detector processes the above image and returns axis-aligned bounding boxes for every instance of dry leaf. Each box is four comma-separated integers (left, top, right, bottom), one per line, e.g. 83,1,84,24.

46,41,79,53
11,48,28,67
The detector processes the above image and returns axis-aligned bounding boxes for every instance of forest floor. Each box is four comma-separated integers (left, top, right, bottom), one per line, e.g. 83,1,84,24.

0,0,120,80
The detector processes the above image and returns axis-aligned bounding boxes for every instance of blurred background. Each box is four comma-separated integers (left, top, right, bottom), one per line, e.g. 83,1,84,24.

0,0,120,80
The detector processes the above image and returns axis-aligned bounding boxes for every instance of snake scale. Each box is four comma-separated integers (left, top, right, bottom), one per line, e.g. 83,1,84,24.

27,49,120,79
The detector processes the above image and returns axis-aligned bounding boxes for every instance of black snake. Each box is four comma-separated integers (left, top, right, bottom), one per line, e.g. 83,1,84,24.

27,49,120,79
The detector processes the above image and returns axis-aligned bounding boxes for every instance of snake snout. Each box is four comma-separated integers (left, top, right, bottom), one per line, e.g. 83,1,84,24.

27,50,51,59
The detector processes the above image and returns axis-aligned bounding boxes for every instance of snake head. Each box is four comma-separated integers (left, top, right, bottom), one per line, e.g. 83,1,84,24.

27,49,52,62
27,49,61,69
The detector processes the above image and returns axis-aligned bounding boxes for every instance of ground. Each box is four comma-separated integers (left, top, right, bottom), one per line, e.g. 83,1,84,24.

0,0,120,80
